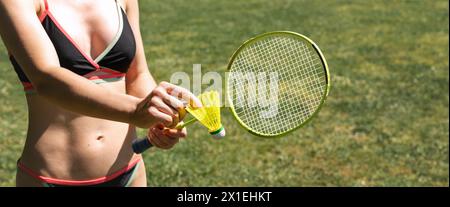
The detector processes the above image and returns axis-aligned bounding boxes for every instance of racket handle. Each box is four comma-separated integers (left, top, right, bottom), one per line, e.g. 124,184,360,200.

132,136,153,154
132,119,197,154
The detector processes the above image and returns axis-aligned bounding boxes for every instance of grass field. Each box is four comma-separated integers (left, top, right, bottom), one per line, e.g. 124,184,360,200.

0,0,448,186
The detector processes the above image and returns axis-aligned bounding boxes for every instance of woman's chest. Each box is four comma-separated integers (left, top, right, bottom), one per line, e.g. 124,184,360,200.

47,0,122,58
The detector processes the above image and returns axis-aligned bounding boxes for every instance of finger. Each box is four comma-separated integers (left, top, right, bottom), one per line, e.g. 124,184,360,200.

148,107,173,126
155,123,165,130
160,82,202,108
160,92,186,112
164,128,187,138
150,128,172,149
151,86,185,124
180,127,187,138
152,85,185,111
160,94,186,123
163,129,181,143
147,127,165,148
155,96,180,128
152,97,177,115
155,127,180,145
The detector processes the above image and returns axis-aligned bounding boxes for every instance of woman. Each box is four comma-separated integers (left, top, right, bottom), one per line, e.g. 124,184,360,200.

0,0,201,187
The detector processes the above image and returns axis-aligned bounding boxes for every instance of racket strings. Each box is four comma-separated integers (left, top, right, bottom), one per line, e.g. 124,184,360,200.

229,34,326,136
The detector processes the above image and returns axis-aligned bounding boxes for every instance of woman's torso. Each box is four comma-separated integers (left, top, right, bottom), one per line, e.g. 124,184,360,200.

18,0,139,180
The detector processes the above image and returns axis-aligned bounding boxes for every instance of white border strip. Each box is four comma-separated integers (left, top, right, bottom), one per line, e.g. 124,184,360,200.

94,1,124,63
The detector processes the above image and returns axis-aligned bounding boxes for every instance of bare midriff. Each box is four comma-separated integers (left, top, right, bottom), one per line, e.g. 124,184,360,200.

19,80,141,181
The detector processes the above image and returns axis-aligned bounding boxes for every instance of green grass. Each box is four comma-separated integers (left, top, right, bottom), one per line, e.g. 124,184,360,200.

0,0,448,186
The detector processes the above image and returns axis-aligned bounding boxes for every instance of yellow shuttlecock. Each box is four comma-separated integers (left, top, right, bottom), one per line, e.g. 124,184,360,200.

177,91,225,139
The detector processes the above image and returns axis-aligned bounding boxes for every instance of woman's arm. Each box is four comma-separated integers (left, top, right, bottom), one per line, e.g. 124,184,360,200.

124,0,189,150
0,0,142,124
0,0,198,128
124,0,156,98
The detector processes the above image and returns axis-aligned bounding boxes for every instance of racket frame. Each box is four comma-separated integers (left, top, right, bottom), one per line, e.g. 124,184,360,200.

226,31,331,138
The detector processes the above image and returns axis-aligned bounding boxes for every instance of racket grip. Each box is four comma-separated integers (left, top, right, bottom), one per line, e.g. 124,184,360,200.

132,136,153,154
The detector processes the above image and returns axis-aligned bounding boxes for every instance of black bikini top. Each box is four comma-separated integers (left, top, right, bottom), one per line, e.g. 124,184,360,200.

9,0,136,91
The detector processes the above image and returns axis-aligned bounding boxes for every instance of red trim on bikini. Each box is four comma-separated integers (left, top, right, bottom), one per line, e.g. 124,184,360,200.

17,157,141,186
84,68,126,80
22,82,34,91
44,0,49,10
87,73,126,81
38,0,49,22
21,69,126,91
46,12,101,69
41,1,100,69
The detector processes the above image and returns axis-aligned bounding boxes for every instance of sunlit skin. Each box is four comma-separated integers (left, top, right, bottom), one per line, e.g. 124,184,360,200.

0,0,201,186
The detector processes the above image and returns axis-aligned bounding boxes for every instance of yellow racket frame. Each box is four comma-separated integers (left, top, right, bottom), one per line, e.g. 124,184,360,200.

226,31,331,138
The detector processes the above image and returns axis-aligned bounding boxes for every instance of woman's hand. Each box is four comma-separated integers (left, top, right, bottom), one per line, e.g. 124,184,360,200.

147,123,187,150
130,81,202,129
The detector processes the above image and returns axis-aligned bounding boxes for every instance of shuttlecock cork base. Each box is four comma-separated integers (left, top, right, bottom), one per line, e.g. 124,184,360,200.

210,125,226,139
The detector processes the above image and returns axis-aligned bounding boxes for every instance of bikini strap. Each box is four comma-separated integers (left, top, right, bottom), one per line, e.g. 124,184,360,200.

43,0,49,11
115,0,127,13
38,0,49,21
115,0,119,9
